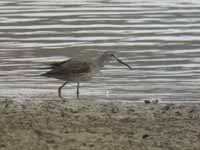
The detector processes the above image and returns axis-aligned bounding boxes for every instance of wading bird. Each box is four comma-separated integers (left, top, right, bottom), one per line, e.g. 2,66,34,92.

41,51,132,99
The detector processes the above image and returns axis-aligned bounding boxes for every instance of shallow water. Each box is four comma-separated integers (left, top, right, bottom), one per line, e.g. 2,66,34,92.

1,0,200,102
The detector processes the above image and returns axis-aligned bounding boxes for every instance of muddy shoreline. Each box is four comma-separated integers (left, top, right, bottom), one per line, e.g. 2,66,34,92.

0,99,200,150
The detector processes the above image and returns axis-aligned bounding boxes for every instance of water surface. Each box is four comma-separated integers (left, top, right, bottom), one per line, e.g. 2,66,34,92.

1,0,200,102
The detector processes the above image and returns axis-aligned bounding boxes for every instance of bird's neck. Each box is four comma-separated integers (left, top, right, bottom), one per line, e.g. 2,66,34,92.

95,54,108,68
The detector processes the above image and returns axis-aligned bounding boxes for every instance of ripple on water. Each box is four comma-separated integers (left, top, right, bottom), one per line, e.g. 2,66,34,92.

0,0,200,102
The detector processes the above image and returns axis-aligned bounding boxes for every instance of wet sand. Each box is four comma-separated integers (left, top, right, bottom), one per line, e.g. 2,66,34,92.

0,98,200,150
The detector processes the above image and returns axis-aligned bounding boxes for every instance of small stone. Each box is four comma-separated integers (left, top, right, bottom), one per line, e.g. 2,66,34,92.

0,144,6,148
162,104,173,111
69,108,79,113
197,133,200,139
60,110,65,117
152,99,159,104
46,139,55,144
142,134,149,139
144,100,151,104
127,108,135,113
175,111,182,116
111,107,119,113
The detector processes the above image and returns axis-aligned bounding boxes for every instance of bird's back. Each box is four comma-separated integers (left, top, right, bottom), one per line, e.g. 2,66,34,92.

41,59,93,81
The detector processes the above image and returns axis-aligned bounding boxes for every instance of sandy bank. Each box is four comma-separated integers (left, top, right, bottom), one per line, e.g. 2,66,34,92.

0,99,200,150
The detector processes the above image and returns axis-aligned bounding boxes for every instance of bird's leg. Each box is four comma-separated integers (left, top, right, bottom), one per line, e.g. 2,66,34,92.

58,81,68,98
76,81,80,99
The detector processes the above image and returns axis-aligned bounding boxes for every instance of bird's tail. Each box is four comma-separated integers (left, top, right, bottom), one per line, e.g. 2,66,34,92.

40,71,53,77
34,66,52,77
40,72,47,77
36,66,52,70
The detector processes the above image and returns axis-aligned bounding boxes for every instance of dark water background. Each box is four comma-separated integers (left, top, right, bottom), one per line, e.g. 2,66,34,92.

1,0,200,102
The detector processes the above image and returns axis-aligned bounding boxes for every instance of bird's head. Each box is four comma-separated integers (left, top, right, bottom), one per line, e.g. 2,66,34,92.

100,51,133,70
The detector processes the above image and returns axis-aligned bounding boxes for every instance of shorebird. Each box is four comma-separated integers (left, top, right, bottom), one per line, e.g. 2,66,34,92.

41,51,132,99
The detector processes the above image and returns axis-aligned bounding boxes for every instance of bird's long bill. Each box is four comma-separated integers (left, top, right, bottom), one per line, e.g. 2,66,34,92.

112,55,133,70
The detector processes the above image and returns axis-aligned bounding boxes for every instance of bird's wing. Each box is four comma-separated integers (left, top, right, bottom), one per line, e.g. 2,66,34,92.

62,59,91,73
46,59,91,75
49,60,69,68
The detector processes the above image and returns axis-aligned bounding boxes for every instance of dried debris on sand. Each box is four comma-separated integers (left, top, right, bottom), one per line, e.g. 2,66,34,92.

0,99,200,150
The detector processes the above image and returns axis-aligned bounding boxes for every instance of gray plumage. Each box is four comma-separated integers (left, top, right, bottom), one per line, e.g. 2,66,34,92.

41,51,132,99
